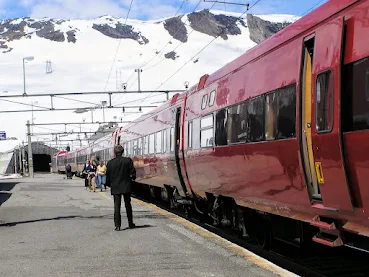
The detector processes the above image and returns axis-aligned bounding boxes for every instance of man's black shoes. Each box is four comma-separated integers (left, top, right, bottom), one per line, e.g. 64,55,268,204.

129,223,136,229
115,226,121,231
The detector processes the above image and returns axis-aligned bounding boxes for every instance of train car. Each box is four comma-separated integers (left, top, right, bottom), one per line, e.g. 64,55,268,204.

54,151,67,173
115,92,194,203
91,135,114,164
110,0,369,252
65,151,77,174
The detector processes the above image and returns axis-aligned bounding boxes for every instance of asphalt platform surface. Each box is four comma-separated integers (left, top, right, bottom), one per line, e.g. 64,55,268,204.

0,173,298,277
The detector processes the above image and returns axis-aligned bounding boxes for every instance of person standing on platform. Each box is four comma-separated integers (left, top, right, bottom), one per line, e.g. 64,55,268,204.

96,160,107,192
88,157,97,192
106,145,136,231
82,160,92,190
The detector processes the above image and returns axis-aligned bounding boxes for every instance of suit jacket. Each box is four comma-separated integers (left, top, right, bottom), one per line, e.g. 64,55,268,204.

106,156,136,195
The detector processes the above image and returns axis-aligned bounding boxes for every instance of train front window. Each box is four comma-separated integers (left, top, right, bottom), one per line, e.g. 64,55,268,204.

316,71,334,133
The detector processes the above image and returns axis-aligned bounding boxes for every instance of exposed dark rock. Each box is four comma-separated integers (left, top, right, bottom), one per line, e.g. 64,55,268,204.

164,51,177,60
2,47,13,53
66,30,76,43
164,16,187,43
193,58,199,63
36,22,65,42
92,23,149,45
0,41,8,49
246,14,290,44
188,10,243,40
0,20,27,41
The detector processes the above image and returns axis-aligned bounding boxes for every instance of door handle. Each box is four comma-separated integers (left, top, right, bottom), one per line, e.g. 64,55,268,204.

307,123,311,128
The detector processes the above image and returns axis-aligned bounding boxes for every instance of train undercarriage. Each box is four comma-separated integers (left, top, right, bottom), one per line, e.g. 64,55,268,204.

132,182,369,254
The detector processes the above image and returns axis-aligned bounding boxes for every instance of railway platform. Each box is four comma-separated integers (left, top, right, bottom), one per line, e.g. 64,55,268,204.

0,174,297,277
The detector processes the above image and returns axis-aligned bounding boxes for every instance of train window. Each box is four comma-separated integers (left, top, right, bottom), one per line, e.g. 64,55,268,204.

209,90,216,107
316,71,334,133
126,141,131,156
227,102,247,144
247,96,265,142
143,136,149,154
170,127,175,152
156,131,162,153
163,129,167,153
188,121,193,148
276,85,296,138
343,58,369,132
265,92,278,140
123,143,127,156
200,114,214,147
137,138,142,156
149,134,155,154
215,109,227,146
133,140,138,156
201,94,208,110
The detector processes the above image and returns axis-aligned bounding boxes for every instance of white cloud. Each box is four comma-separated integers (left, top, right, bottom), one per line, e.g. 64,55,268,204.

29,0,127,19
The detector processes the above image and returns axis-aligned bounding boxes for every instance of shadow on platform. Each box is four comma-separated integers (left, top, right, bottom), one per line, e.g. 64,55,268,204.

0,192,12,207
0,182,19,192
0,214,110,227
120,224,155,231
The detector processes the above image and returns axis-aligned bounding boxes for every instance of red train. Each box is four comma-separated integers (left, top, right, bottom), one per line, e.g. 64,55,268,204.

54,0,369,251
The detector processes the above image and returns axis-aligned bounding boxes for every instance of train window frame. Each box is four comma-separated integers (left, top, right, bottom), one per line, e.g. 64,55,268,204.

201,94,208,110
316,69,334,133
163,129,167,153
209,90,216,107
200,113,214,148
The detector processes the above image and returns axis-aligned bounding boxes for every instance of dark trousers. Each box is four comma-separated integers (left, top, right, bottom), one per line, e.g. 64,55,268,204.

113,193,133,227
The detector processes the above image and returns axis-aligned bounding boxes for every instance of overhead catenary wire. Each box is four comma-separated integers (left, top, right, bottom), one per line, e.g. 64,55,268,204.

300,0,327,16
113,0,193,104
153,0,261,92
103,0,134,92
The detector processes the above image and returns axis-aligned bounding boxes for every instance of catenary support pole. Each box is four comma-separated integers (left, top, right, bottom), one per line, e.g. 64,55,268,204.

21,141,25,175
27,120,34,178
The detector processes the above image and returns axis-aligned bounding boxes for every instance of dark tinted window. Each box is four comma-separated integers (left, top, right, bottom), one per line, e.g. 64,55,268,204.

316,71,334,132
343,58,369,131
215,109,227,146
247,97,264,142
277,85,296,138
227,102,247,144
265,92,278,140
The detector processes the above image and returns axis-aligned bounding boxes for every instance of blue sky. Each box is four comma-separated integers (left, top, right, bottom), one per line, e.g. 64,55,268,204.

0,0,329,20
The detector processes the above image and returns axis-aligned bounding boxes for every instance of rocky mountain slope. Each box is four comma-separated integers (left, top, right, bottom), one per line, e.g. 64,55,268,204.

0,10,298,149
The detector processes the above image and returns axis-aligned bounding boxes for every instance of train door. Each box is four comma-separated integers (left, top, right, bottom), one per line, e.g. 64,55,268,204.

174,107,189,196
301,18,353,211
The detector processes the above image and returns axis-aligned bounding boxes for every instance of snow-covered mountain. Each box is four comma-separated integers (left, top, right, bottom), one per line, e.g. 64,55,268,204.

0,10,299,151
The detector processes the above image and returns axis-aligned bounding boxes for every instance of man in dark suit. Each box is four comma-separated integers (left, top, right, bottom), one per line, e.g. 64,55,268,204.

106,145,136,231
